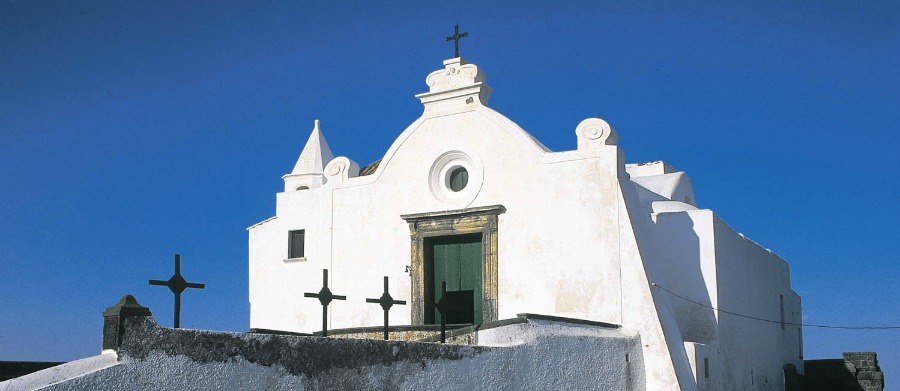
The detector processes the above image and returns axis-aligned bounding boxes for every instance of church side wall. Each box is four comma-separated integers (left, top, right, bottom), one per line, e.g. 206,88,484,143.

619,179,700,391
650,210,719,345
712,216,802,390
644,208,804,390
249,189,335,332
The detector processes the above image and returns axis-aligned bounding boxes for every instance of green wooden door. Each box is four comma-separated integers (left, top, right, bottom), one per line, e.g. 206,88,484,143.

429,235,482,324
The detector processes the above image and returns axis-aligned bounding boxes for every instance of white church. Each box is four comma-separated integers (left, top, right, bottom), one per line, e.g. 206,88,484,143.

0,54,812,391
247,56,804,390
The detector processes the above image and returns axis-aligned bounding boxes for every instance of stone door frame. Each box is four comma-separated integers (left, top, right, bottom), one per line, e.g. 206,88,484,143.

401,205,505,325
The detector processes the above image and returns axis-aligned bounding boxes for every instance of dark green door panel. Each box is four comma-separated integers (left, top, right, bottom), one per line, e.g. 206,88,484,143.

426,234,482,324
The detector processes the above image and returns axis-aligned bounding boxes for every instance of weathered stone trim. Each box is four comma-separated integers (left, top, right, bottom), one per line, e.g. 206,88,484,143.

516,313,621,328
418,315,526,343
401,205,505,325
248,328,312,337
310,324,474,342
310,324,469,336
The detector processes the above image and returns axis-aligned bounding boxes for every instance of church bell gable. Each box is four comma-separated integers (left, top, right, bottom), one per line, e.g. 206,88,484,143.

283,119,334,192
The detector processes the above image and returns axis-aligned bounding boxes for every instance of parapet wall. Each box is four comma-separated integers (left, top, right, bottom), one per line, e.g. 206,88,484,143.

842,352,885,391
1,295,646,391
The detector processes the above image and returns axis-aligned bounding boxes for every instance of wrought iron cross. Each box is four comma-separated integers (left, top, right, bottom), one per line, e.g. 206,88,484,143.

149,254,205,328
445,24,468,58
304,269,346,337
434,281,451,343
366,276,406,340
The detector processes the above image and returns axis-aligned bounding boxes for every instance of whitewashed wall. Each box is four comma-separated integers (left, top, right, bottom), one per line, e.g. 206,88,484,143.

712,216,803,390
247,57,803,391
249,59,629,334
649,208,803,390
250,110,627,329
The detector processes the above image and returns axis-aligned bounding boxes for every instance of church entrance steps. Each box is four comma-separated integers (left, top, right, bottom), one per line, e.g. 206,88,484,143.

252,313,621,346
417,313,621,345
250,313,622,345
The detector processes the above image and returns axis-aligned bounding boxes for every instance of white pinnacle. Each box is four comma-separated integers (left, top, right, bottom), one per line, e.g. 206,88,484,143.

290,119,334,175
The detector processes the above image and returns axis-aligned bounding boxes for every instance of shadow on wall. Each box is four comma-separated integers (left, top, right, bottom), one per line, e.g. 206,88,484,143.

787,352,884,391
803,360,864,391
651,212,718,344
0,362,65,382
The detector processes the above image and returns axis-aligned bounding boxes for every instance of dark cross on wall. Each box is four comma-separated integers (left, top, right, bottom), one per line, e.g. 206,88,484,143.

445,25,468,58
149,254,205,328
304,269,346,337
434,281,453,343
366,276,407,340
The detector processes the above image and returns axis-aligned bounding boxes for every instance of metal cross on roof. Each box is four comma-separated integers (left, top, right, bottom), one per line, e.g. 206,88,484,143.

304,269,346,337
434,281,451,343
445,24,468,58
366,276,407,340
149,254,205,328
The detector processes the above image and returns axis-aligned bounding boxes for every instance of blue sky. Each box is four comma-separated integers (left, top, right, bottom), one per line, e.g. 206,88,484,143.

1,0,898,382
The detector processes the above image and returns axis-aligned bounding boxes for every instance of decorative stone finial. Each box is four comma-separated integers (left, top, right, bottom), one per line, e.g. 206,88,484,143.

102,295,152,351
324,156,360,183
576,118,618,149
425,58,485,93
416,58,492,114
103,295,152,318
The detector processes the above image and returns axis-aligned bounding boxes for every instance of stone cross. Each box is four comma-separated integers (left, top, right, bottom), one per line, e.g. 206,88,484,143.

148,254,205,328
304,269,346,337
445,24,468,58
366,276,407,340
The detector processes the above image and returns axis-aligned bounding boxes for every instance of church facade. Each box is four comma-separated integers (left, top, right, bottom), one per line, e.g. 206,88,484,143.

248,57,803,390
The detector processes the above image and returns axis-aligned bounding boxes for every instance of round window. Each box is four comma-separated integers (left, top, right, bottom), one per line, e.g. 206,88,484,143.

428,150,482,205
447,166,469,192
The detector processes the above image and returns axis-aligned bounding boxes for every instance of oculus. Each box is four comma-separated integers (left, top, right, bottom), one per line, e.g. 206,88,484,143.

428,150,482,205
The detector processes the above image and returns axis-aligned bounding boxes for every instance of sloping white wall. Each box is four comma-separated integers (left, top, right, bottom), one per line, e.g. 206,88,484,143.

648,208,802,390
712,215,803,390
651,210,719,344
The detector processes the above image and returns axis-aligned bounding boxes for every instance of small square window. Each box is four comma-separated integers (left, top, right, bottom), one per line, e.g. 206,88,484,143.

288,230,305,259
780,294,785,330
704,358,709,378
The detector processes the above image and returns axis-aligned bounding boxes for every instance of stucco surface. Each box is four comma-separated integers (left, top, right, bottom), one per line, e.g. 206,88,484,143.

250,58,625,337
245,57,804,391
13,316,644,391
